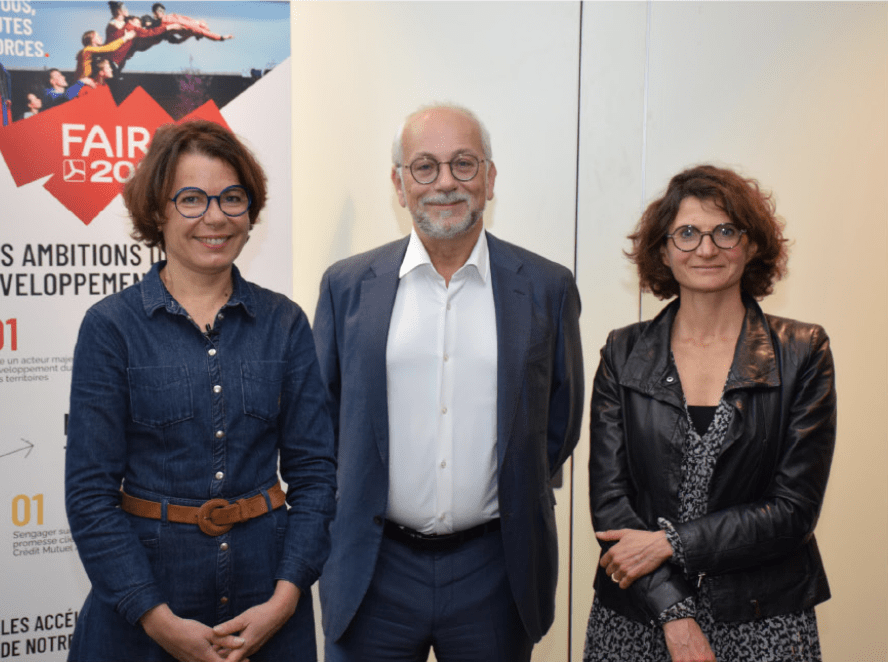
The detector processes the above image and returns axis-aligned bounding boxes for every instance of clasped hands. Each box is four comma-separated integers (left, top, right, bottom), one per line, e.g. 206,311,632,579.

140,581,300,662
596,528,716,661
596,527,674,589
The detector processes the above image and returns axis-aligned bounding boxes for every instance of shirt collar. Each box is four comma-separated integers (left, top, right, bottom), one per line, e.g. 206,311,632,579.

141,261,256,318
398,228,490,284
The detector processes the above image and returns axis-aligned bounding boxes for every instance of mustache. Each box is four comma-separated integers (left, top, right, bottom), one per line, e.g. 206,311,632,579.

419,192,471,206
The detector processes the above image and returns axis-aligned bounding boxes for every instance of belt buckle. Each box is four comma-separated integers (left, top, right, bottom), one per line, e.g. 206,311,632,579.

197,498,235,536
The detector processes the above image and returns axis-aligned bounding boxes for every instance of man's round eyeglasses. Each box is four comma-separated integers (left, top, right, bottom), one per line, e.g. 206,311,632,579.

170,185,252,219
665,223,747,252
399,155,485,185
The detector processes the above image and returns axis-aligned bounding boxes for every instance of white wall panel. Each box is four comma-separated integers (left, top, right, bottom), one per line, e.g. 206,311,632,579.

573,1,650,655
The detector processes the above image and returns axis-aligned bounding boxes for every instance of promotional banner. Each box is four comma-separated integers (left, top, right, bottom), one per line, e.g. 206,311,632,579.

0,2,291,658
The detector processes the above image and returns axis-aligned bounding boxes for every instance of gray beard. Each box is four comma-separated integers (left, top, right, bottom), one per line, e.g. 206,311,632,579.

412,192,483,239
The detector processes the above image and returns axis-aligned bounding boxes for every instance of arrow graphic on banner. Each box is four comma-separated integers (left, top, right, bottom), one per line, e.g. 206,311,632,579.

1,438,34,459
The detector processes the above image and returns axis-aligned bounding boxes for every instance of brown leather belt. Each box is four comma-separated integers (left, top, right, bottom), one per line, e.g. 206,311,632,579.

120,482,286,537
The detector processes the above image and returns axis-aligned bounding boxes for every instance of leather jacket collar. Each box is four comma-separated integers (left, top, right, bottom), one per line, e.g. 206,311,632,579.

618,293,780,410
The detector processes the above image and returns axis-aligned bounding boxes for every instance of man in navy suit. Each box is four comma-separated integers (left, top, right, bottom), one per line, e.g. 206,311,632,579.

313,104,584,662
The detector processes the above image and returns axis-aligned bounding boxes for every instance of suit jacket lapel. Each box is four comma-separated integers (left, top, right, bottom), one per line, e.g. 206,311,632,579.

488,234,531,471
359,238,408,466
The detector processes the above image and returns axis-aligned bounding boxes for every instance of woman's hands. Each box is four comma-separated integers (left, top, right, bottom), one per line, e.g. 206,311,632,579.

212,580,301,662
140,581,301,662
140,603,245,662
598,530,714,660
596,528,674,588
663,618,716,662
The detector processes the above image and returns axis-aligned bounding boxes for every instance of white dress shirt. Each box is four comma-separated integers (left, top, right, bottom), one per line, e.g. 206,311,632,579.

385,229,499,535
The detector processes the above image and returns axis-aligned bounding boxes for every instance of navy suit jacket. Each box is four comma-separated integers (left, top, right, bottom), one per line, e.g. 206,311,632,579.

313,231,584,643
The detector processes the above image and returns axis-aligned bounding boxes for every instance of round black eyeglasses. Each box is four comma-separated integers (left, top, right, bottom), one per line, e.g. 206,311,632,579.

170,185,252,218
399,155,485,185
665,223,747,252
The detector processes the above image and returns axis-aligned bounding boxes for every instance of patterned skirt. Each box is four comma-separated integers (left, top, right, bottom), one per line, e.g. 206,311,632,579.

583,590,822,662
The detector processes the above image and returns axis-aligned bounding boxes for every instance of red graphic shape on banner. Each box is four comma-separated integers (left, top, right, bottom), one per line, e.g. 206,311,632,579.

0,86,229,226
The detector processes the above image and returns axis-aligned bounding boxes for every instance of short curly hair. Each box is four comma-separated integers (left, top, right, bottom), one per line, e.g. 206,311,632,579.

123,120,267,249
627,164,788,300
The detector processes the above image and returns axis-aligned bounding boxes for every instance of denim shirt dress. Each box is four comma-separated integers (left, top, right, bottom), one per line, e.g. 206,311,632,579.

65,262,337,662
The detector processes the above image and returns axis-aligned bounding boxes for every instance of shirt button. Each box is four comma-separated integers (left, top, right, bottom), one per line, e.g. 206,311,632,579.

217,313,224,320
208,348,217,357
443,353,449,362
446,303,451,310
220,542,229,551
666,376,675,383
441,407,447,415
440,460,446,468
213,385,222,394
215,471,224,480
215,430,224,439
220,596,229,605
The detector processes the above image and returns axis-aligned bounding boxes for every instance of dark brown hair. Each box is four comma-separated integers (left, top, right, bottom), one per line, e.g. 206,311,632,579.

627,164,788,299
123,120,267,249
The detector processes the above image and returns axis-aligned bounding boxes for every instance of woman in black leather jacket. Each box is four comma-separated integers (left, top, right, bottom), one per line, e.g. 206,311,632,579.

583,165,836,662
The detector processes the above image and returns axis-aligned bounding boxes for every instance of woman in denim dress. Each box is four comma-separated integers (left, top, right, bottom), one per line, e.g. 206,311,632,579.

65,120,336,662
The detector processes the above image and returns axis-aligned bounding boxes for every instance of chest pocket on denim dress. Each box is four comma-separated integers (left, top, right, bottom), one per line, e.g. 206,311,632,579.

241,361,285,422
128,366,193,427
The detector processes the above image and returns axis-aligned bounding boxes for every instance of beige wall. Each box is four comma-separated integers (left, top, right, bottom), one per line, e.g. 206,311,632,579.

293,2,888,660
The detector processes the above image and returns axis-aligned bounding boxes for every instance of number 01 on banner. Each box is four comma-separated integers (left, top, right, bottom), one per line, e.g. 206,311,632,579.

12,494,43,527
0,318,17,350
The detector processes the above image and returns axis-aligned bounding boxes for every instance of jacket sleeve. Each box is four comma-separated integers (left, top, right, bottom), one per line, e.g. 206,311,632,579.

588,332,694,620
80,37,127,78
673,325,837,576
92,35,128,54
312,269,341,456
66,81,86,101
546,273,584,475
65,309,167,625
274,307,337,591
136,26,168,38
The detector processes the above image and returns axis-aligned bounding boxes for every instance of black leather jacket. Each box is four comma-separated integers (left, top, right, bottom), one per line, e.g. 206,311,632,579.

589,294,836,623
